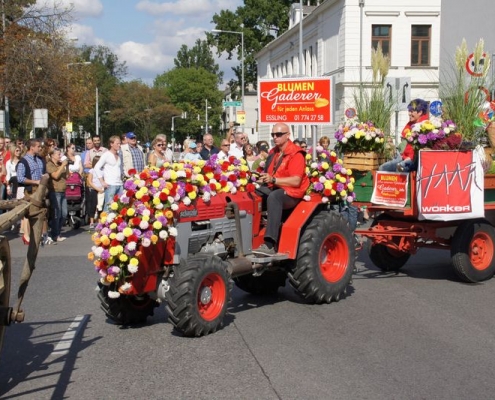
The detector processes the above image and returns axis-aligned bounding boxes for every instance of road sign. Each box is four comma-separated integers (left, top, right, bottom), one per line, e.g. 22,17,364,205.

223,101,242,107
236,111,246,124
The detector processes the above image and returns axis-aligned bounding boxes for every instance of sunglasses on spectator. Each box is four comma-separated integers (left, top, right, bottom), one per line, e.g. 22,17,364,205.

301,145,307,149
271,131,288,138
156,143,164,147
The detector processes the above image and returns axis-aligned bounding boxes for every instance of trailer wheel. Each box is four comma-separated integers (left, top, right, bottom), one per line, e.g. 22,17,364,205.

234,270,287,295
289,211,354,304
0,237,11,356
165,255,232,337
97,284,158,325
451,220,495,283
368,215,411,271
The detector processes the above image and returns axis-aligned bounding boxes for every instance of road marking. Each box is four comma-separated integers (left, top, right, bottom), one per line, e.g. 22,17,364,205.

51,314,89,356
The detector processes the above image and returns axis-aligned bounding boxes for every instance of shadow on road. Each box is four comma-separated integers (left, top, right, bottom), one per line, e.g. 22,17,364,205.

0,315,101,399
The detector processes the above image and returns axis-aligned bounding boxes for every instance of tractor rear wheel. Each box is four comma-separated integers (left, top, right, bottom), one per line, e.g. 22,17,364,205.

234,270,287,295
165,255,232,337
0,237,11,356
451,220,495,283
368,214,411,271
97,284,158,325
289,211,354,303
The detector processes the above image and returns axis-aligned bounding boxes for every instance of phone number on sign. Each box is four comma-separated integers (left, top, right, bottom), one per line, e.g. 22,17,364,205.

265,114,326,122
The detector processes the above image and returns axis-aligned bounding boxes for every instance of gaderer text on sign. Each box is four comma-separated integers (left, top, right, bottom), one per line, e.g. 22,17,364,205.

258,77,332,125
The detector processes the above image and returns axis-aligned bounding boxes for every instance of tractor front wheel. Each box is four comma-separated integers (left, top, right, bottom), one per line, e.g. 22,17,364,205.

289,211,355,303
165,255,232,337
451,220,495,283
97,284,158,325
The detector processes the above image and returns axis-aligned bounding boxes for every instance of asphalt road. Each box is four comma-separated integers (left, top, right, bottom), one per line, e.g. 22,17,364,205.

1,226,495,399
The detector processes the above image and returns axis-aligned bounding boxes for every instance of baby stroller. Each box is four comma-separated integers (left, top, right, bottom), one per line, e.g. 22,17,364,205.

65,172,87,229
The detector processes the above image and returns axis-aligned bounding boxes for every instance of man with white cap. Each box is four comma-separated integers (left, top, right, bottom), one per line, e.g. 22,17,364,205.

120,132,145,177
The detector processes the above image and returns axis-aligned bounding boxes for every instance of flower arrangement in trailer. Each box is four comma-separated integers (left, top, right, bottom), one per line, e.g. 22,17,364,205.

403,117,462,150
88,155,256,299
334,117,386,153
304,147,355,204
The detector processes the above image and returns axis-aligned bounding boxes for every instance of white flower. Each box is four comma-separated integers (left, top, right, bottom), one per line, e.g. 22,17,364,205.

142,209,151,217
116,232,125,242
444,128,451,134
106,212,116,223
176,170,186,178
322,196,329,203
159,230,169,239
99,277,110,286
230,186,237,194
303,195,311,201
311,162,318,168
168,196,175,204
108,290,120,299
93,246,104,258
126,242,137,251
139,220,149,230
171,203,179,211
120,282,132,292
203,192,211,202
319,176,326,183
128,264,138,274
141,238,151,247
155,203,164,209
168,227,178,237
174,194,181,202
341,137,348,144
183,197,191,206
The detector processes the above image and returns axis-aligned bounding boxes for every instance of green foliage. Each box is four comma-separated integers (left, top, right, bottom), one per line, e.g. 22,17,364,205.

174,39,223,85
208,0,320,91
440,39,491,142
353,46,393,134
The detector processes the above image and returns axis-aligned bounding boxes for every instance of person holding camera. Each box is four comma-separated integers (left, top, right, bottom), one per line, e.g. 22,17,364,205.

65,143,83,175
46,147,69,243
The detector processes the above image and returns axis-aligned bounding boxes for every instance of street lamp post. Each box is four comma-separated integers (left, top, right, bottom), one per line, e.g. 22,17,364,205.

212,28,244,128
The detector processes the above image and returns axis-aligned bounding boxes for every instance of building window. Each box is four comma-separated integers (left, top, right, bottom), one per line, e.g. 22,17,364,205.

372,25,391,57
411,25,430,66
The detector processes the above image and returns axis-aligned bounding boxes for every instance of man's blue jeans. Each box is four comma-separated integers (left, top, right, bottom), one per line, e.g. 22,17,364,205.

49,191,67,240
104,185,123,211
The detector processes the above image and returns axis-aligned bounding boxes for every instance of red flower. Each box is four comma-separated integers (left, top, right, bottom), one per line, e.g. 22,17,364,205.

210,183,217,190
159,192,168,201
141,195,150,203
228,174,237,182
128,234,139,243
221,163,229,172
185,183,194,193
203,166,213,173
220,180,227,187
185,170,192,179
120,208,128,216
239,171,247,179
323,188,331,196
228,156,236,163
111,239,120,247
131,217,141,226
214,173,221,181
126,190,135,198
128,168,137,176
139,172,148,180
246,183,255,192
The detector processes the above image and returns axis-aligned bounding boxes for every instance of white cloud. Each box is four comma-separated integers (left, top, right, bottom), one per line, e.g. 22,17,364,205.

137,0,216,16
43,0,103,18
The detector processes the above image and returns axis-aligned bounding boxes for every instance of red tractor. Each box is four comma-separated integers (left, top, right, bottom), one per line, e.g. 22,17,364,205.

98,190,356,336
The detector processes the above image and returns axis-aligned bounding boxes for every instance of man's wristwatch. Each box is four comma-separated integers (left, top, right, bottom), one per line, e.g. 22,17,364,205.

272,177,276,184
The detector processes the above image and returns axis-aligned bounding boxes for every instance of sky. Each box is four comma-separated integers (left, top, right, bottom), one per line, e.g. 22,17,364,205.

54,0,243,86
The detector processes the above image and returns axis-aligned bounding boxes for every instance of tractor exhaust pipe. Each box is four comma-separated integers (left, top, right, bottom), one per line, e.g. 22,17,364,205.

227,257,259,278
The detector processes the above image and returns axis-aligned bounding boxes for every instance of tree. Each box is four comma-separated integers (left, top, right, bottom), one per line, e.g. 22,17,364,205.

154,67,223,141
174,39,223,85
108,80,180,144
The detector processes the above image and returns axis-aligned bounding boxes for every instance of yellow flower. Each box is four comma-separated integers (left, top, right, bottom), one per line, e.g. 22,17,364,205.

110,202,118,210
135,191,143,200
188,191,197,200
101,236,110,246
193,166,201,174
305,153,312,160
153,220,163,230
347,183,354,191
109,246,120,256
153,197,161,205
340,190,347,197
110,222,117,230
109,232,117,239
170,170,178,180
152,180,160,188
321,162,329,170
126,208,135,217
129,258,139,266
142,215,150,222
119,254,128,262
123,227,133,237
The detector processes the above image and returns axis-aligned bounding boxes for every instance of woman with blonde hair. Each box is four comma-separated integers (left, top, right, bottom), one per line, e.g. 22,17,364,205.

179,138,192,160
319,135,330,150
148,135,168,167
5,143,21,199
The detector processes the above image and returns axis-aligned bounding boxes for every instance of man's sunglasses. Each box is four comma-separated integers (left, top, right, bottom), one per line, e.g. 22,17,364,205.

271,131,288,138
156,143,164,147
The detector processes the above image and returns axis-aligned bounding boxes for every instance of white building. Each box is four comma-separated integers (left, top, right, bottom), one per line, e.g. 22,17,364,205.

256,0,445,145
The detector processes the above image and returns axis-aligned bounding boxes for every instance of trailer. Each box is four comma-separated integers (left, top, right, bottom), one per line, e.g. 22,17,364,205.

354,150,495,283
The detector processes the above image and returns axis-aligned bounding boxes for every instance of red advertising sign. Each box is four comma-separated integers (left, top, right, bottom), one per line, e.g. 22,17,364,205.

416,150,484,221
371,172,409,207
258,77,332,125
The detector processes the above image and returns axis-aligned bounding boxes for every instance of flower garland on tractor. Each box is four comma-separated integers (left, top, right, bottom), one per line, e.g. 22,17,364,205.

89,152,355,298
